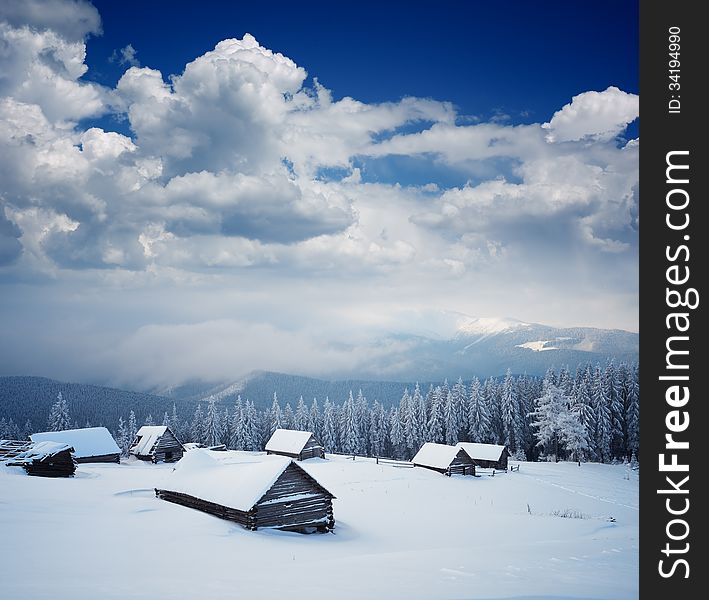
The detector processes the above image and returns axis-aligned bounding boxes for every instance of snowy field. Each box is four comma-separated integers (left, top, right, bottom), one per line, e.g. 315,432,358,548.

0,453,638,600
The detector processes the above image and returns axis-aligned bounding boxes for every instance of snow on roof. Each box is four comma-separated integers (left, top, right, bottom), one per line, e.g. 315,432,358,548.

131,425,168,456
456,442,507,462
411,443,465,469
265,429,317,454
164,450,299,511
31,427,120,459
1,440,74,464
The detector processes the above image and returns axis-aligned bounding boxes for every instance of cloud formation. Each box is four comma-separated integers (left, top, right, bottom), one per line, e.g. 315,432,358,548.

0,1,639,385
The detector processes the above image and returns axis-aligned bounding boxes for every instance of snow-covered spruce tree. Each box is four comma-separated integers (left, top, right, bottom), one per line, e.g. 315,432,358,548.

48,391,71,431
467,376,490,442
399,388,414,455
605,361,625,460
162,411,170,426
295,396,309,431
269,393,282,435
388,406,406,459
501,369,523,454
22,419,33,440
592,366,612,462
411,383,427,451
170,403,180,437
221,407,230,446
560,406,590,464
283,402,295,430
144,414,154,426
309,398,321,440
321,397,338,453
444,390,458,446
427,386,445,445
339,391,358,455
190,404,205,444
484,377,503,444
127,410,138,448
229,396,247,450
354,390,370,456
450,377,467,442
625,364,640,460
116,417,129,456
369,399,387,457
245,400,260,451
204,399,222,447
529,383,570,462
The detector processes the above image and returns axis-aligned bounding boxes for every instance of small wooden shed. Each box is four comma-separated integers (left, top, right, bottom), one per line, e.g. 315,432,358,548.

155,451,335,532
265,428,325,461
31,427,121,464
130,425,184,463
411,442,476,476
456,442,510,470
0,439,76,477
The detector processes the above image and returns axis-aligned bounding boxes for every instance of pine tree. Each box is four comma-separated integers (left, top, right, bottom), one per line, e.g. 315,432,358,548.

561,405,590,463
399,388,414,455
309,398,322,440
230,396,248,450
170,403,181,439
204,399,222,447
427,386,444,444
283,403,295,430
269,393,283,435
191,404,205,444
592,367,612,462
48,391,71,431
444,390,458,445
370,400,387,457
605,361,625,460
467,376,491,442
501,369,522,453
339,391,358,455
354,390,369,456
411,383,427,451
144,414,154,426
322,397,338,453
127,410,138,449
484,377,503,444
449,377,467,442
529,384,569,461
22,419,33,440
625,364,640,459
295,396,309,431
245,400,260,450
162,412,170,426
116,417,129,456
388,406,406,459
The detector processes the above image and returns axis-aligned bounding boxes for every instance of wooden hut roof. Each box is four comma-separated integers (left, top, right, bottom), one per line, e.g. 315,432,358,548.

131,425,169,455
0,439,74,464
456,442,507,462
265,429,319,455
411,442,469,469
165,450,333,512
31,427,120,459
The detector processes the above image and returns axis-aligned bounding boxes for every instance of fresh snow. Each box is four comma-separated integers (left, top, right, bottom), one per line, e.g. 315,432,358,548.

411,442,465,469
130,425,168,455
516,340,559,352
31,427,120,459
456,442,507,462
265,428,315,454
164,451,305,511
0,453,638,600
456,316,530,337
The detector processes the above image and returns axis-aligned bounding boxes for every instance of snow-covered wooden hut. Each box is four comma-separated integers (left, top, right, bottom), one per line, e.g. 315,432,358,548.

456,442,509,470
130,425,184,463
31,427,121,464
411,442,476,476
155,451,335,532
0,439,76,477
265,428,325,461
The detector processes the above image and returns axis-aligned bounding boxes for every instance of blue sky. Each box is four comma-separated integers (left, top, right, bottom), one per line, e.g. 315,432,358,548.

0,0,639,387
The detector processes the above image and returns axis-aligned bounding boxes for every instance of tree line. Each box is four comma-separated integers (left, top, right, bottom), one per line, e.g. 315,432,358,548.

1,361,639,463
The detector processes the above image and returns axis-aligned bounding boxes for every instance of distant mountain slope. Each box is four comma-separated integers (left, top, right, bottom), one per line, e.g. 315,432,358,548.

0,376,195,433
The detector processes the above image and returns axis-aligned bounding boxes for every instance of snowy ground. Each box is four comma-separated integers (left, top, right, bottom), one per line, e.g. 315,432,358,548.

0,454,638,600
